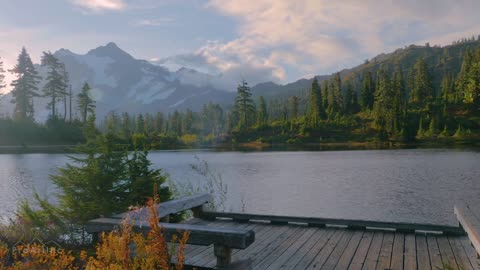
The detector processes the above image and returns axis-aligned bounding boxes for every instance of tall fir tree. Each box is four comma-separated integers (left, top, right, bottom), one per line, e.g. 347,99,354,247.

41,52,68,119
290,96,299,120
361,71,375,110
234,80,256,130
256,96,268,125
307,78,325,127
10,47,41,121
0,57,5,91
409,58,434,109
77,82,95,123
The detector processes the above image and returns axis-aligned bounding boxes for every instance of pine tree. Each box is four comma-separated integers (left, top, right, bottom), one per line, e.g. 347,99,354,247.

344,82,354,114
307,78,325,127
136,114,145,134
234,80,256,130
121,112,131,140
290,96,299,120
409,58,434,109
373,68,394,133
0,57,5,91
52,114,171,224
321,80,329,110
256,96,268,125
10,47,41,121
154,112,164,134
361,71,375,110
332,73,344,114
77,82,95,123
41,52,68,119
463,62,480,110
392,66,406,132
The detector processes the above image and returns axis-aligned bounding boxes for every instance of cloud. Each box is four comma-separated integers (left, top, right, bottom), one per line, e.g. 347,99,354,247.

131,18,175,27
72,0,125,12
168,0,480,85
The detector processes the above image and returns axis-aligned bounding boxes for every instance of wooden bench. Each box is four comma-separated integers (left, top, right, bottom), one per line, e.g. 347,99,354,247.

454,202,480,256
86,193,255,269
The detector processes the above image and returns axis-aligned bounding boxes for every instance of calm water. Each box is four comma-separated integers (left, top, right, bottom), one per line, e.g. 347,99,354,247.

1,149,479,225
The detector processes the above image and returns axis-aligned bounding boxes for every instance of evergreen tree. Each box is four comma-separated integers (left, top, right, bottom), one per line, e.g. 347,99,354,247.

290,96,299,120
41,52,68,119
344,82,354,114
463,62,480,110
321,80,329,110
332,73,344,114
52,114,171,224
233,80,256,130
392,66,406,132
121,112,131,140
0,57,5,91
307,78,325,127
373,68,394,133
361,71,375,110
154,112,164,134
10,47,41,121
77,82,95,123
136,114,145,134
256,96,268,125
409,58,434,108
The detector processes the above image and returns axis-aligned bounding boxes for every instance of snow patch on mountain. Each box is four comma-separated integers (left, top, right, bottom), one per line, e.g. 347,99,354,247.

71,54,117,87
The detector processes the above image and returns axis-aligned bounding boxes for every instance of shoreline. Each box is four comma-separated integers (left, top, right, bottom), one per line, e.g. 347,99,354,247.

1,139,479,154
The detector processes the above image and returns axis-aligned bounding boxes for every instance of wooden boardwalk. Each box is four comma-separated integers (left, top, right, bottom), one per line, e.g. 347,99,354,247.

183,219,478,270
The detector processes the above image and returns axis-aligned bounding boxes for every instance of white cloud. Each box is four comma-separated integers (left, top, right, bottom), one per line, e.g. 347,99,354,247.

72,0,125,12
132,18,174,27
170,0,480,85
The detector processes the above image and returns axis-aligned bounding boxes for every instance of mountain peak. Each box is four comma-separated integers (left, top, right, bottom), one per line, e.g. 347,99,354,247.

87,42,133,60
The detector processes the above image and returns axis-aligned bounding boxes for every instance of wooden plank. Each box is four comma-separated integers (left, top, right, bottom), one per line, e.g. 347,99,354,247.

415,234,431,270
389,232,404,270
279,228,329,270
427,235,443,269
362,231,384,270
447,236,474,270
321,230,355,269
292,229,338,269
203,211,465,235
334,231,364,269
264,228,318,270
306,230,347,269
455,204,480,254
254,227,310,269
246,226,301,268
403,234,416,270
348,231,374,270
86,217,254,249
436,236,457,268
232,224,292,264
114,193,212,219
459,237,478,270
375,232,394,270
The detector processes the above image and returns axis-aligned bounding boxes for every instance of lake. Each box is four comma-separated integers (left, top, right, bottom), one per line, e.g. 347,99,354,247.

1,148,479,226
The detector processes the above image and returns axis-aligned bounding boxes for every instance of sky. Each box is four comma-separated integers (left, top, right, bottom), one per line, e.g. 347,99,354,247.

1,0,480,92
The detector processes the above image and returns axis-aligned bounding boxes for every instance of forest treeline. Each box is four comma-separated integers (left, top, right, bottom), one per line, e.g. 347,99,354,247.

1,37,480,148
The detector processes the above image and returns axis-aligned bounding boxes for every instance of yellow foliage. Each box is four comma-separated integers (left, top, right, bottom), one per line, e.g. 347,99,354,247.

0,196,189,270
179,134,198,145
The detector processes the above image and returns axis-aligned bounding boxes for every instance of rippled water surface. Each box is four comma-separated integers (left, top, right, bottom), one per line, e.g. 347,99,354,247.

1,148,479,225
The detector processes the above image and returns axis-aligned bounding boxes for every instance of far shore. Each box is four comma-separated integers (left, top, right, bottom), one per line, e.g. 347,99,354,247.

1,139,479,154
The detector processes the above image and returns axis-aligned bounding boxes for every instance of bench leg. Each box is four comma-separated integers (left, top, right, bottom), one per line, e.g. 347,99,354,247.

214,244,232,268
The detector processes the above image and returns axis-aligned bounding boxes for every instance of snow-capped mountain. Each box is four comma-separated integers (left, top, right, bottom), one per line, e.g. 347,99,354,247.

1,42,234,121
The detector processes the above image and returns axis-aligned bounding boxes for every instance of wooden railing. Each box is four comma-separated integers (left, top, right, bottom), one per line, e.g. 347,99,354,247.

455,202,480,256
86,193,255,269
201,211,466,235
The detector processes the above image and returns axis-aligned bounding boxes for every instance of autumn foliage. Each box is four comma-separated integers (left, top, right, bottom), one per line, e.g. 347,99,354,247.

0,196,189,270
